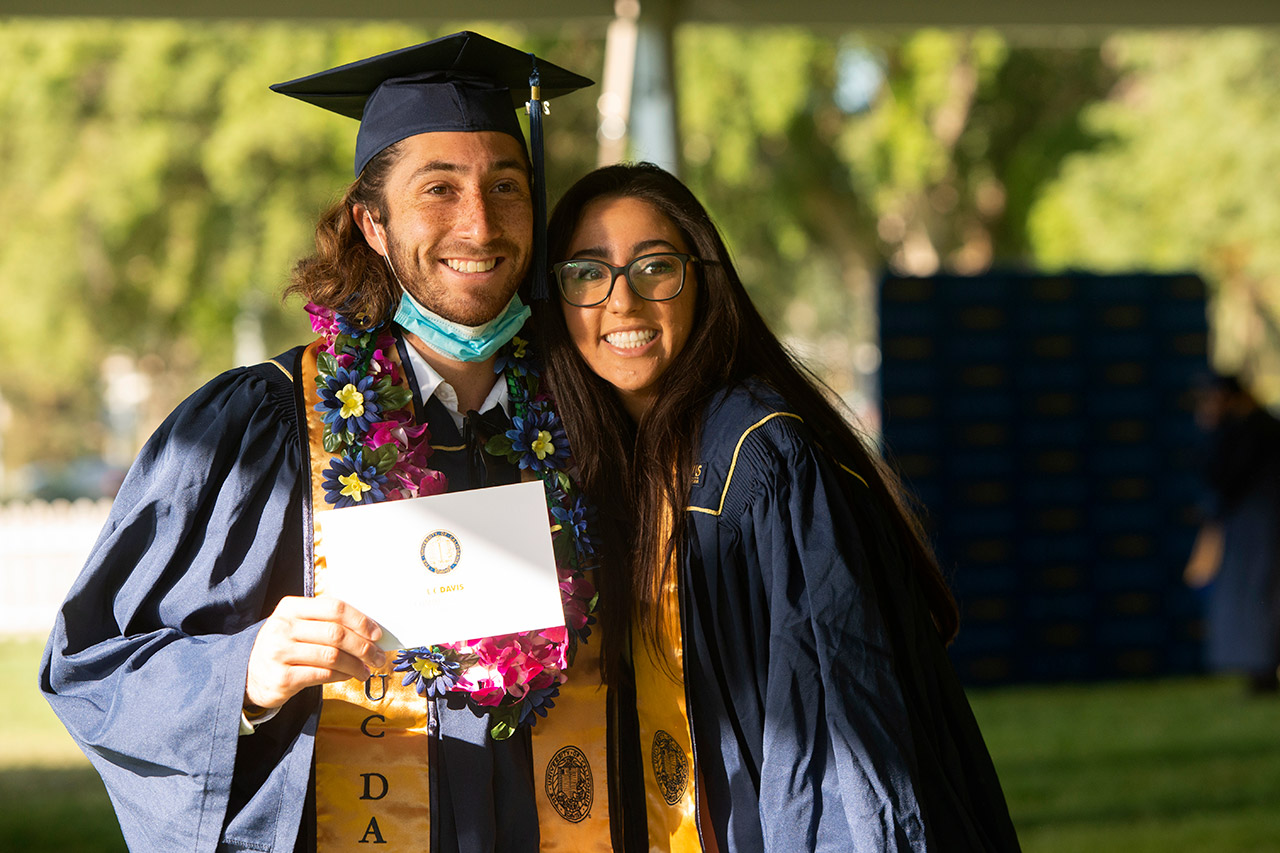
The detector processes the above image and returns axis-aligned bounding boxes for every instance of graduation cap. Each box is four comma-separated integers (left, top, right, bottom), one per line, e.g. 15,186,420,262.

271,30,594,300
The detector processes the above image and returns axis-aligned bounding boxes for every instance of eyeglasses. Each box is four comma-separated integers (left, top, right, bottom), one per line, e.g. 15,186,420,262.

552,252,699,307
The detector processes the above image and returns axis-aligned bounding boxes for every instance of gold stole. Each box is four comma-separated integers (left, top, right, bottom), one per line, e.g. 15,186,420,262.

531,569,613,850
302,339,433,850
300,337,614,850
630,508,703,852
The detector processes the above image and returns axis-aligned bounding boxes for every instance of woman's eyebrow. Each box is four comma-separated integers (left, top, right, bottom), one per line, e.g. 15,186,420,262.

568,238,678,259
632,238,679,255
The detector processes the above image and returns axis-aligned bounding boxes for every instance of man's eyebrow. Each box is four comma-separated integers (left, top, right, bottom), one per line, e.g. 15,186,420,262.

409,158,529,180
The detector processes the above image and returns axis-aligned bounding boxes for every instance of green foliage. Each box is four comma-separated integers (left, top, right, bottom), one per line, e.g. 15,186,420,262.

1028,30,1280,391
674,26,1112,370
0,20,601,476
0,21,1129,477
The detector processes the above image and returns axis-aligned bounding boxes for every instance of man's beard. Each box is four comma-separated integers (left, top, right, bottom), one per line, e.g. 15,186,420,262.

386,229,525,327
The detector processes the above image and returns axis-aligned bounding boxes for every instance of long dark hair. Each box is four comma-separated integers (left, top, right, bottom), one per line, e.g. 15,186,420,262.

539,162,957,685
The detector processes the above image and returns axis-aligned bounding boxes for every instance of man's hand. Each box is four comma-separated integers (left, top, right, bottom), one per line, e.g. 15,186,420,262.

244,596,387,711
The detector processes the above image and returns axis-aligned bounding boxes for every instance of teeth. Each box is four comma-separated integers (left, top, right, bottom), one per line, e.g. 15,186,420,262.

445,258,497,273
605,329,657,349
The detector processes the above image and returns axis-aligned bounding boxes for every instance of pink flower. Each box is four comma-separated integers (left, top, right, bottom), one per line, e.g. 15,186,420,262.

365,420,401,450
470,682,508,706
560,577,594,630
539,625,568,645
417,470,447,497
369,347,399,384
306,302,340,337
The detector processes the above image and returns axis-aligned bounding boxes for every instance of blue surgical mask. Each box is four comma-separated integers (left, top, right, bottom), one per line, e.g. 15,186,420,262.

394,289,531,363
370,213,530,363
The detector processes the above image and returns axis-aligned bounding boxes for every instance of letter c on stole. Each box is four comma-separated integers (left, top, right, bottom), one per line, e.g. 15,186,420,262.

361,714,386,738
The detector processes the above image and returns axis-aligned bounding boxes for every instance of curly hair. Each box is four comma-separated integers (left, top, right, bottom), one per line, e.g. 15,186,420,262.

284,142,404,327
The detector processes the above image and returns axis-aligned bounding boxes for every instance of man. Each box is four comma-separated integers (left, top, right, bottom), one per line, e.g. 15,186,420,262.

40,32,597,853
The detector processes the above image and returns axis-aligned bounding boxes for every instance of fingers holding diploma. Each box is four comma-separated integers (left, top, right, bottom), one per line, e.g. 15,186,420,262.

244,595,387,712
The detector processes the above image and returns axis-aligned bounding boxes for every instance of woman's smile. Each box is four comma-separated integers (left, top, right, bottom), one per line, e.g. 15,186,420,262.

560,196,698,421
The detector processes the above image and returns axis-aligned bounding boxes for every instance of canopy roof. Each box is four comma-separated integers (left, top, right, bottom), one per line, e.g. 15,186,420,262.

6,0,1279,26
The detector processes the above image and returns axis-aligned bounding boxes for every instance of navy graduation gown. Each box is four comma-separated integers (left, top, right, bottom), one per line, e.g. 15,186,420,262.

40,338,537,853
676,383,1020,851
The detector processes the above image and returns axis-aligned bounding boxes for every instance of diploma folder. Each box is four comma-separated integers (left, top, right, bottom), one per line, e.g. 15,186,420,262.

315,479,564,651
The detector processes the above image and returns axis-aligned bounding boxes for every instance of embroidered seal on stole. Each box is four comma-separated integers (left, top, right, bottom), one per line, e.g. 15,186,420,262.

545,745,593,822
652,729,689,805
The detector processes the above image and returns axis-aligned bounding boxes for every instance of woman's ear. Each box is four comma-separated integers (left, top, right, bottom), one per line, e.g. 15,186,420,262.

352,203,388,258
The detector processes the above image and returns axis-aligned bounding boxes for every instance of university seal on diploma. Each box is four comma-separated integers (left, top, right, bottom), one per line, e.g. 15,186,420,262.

420,530,461,574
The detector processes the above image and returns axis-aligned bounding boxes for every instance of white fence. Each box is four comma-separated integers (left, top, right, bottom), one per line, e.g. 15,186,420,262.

1,499,111,637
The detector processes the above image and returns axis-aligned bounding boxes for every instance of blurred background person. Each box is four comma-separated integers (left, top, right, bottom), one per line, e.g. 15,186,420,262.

1185,373,1280,694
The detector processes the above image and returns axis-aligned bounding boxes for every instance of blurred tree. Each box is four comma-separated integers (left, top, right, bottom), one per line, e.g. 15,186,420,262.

0,20,1123,482
675,26,1112,397
1028,30,1280,397
0,20,602,481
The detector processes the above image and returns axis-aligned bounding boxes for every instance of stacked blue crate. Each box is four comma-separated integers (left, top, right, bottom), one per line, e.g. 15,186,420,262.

879,272,1208,684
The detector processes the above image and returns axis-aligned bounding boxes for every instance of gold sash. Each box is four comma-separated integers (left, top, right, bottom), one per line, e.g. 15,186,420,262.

631,506,703,852
531,572,613,850
301,339,431,850
301,337,614,850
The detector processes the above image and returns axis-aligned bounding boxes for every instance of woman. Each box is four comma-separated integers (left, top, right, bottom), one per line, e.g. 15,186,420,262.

539,163,1020,852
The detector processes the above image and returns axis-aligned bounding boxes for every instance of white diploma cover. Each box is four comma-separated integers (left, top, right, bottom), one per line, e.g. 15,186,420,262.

317,480,564,651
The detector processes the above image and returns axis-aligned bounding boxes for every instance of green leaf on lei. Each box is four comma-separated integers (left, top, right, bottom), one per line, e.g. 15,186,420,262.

322,430,346,454
316,351,338,378
485,434,514,457
362,443,399,475
488,703,521,741
379,384,413,413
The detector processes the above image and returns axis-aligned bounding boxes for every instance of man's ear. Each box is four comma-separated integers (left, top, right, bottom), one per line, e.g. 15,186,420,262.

352,203,388,258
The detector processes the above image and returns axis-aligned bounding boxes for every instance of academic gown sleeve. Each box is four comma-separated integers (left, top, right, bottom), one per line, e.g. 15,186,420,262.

685,402,1017,852
39,359,314,853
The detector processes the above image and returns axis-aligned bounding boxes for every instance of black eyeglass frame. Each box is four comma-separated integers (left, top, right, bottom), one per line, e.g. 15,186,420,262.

551,252,700,307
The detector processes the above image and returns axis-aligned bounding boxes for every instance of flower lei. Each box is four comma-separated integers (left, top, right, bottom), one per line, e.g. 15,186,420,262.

306,303,597,740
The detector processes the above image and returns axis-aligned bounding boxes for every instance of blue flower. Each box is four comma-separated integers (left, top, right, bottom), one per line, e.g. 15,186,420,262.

551,494,596,558
316,366,382,437
321,453,388,508
519,683,560,725
493,352,527,378
505,411,571,473
393,647,461,698
336,311,378,337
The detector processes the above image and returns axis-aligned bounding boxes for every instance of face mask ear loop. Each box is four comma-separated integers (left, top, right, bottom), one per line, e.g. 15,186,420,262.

367,210,408,294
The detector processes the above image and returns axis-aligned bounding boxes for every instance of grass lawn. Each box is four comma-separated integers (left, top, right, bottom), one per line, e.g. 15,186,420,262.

5,638,1278,851
1,638,126,853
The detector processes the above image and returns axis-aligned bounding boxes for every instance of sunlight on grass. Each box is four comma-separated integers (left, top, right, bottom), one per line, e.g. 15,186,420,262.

970,677,1280,852
5,639,1280,851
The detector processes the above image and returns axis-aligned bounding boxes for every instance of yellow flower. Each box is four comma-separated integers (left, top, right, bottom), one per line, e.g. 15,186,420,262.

336,383,365,419
338,471,372,502
512,336,528,358
413,658,443,679
531,430,554,460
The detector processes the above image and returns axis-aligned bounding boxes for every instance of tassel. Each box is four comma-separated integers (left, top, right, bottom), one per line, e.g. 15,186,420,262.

528,56,550,302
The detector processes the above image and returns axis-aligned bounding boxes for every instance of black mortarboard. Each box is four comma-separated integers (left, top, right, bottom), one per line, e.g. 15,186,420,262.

271,31,593,299
271,31,591,176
